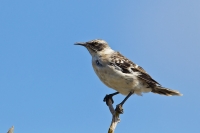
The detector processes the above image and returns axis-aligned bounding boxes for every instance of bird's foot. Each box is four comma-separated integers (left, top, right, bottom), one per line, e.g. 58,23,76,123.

103,94,114,106
115,104,124,114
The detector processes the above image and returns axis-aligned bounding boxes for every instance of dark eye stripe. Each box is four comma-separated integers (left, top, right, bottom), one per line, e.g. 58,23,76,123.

88,45,97,53
87,42,105,52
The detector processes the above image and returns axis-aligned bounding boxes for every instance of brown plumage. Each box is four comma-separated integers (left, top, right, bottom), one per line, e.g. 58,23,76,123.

75,39,182,96
110,52,181,96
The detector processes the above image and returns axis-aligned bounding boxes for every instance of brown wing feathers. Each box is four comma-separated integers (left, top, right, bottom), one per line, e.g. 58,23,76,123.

111,52,160,87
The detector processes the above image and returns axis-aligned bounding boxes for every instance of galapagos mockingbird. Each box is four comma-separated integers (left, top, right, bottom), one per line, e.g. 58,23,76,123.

75,39,182,113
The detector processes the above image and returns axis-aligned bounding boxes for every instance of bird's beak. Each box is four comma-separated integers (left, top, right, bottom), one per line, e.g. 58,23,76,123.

74,42,87,47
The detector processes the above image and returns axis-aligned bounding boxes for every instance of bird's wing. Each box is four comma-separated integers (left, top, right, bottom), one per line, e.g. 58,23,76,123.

110,52,160,86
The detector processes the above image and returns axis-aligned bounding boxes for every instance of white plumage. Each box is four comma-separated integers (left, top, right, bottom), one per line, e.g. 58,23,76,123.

75,39,182,97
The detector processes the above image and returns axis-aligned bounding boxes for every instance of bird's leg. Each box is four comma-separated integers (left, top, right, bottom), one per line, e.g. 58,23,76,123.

115,91,134,114
103,92,119,106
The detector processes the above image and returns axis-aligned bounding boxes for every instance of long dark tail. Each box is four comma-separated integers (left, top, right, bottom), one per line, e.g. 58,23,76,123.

152,86,182,96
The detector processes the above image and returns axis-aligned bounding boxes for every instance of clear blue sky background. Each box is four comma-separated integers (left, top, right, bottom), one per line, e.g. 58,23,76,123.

1,1,200,133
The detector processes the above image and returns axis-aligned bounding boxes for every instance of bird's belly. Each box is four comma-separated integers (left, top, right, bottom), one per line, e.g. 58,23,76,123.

93,65,151,95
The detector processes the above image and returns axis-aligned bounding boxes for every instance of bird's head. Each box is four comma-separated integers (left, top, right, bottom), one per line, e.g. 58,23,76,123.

74,39,112,56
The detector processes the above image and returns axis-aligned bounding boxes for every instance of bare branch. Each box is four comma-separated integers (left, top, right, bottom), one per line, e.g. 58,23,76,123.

7,126,14,133
107,99,120,133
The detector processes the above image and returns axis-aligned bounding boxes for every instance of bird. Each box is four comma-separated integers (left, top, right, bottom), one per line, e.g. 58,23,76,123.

75,39,182,113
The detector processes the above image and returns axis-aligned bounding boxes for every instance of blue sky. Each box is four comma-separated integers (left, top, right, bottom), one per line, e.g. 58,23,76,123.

1,0,200,133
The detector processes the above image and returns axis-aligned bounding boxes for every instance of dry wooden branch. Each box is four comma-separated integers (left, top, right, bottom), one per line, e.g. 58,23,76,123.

7,126,14,133
107,99,120,133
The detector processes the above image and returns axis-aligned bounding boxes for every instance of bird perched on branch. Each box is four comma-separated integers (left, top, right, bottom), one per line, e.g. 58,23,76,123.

75,39,182,113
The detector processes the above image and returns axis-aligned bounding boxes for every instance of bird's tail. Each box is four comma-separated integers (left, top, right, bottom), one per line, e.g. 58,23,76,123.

152,86,182,96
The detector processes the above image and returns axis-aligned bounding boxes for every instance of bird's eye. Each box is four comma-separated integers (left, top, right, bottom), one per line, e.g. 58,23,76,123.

94,43,98,46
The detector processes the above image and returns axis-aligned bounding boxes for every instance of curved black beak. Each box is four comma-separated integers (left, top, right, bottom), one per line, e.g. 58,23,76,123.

74,42,87,46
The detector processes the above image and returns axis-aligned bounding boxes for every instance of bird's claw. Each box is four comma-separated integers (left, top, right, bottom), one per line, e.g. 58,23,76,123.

115,104,124,114
103,94,114,106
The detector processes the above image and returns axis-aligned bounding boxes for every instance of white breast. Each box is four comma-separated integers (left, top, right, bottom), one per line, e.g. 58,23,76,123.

90,48,152,96
92,60,151,96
